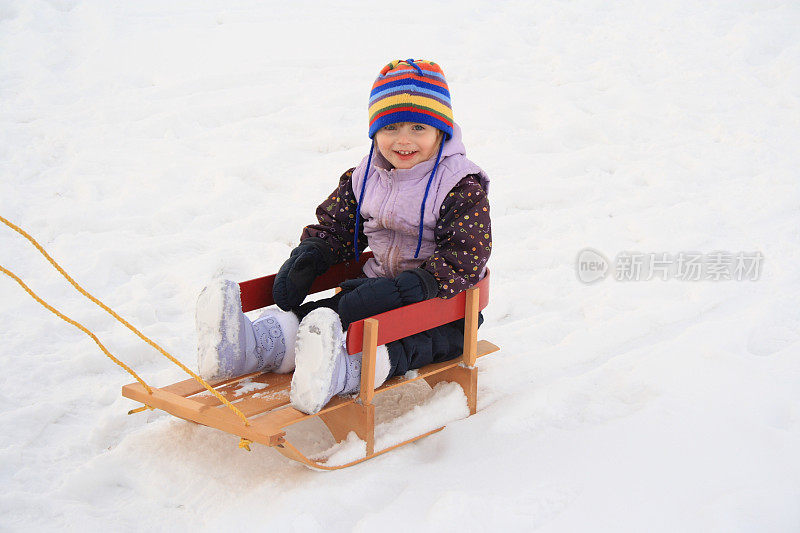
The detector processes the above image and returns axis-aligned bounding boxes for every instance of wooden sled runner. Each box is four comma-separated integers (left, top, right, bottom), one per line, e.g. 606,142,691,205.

122,252,499,469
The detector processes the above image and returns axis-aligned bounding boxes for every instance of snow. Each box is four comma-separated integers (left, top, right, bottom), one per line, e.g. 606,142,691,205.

313,382,471,467
231,378,267,396
313,431,368,468
1,0,800,531
374,382,470,452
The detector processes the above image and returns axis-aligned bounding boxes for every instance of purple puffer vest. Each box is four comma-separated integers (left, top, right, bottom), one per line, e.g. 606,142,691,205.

351,123,490,280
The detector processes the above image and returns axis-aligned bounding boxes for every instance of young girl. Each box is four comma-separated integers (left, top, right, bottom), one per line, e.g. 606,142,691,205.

196,59,491,415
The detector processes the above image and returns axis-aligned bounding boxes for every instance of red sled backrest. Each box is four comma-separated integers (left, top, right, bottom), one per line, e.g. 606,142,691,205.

238,252,374,313
344,272,489,355
237,250,490,356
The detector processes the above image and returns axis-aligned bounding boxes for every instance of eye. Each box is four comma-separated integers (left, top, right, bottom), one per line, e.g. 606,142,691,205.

383,124,397,131
412,124,426,131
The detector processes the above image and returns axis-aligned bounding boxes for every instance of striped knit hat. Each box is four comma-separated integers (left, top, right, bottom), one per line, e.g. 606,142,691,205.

368,59,453,139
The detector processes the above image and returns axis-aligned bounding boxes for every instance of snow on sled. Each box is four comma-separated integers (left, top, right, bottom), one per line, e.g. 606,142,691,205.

122,252,499,470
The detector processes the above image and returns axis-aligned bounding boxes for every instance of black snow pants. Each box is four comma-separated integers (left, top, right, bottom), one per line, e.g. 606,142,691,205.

292,291,483,378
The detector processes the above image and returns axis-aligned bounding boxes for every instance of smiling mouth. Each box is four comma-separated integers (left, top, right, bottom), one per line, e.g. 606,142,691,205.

394,150,417,156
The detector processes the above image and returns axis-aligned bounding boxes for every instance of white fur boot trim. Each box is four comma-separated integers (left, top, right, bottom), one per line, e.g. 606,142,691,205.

340,344,391,394
271,309,300,373
373,345,391,388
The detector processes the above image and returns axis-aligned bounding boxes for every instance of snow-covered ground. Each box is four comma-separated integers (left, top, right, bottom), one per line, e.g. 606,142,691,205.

2,0,799,530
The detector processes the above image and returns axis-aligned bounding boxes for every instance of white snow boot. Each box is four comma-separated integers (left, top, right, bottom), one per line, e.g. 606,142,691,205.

290,308,391,415
196,279,300,381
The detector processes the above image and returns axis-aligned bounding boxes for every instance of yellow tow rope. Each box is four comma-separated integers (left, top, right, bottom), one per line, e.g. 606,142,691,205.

0,215,250,427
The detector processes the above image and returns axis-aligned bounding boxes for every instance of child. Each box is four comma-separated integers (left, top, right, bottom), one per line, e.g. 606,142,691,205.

196,59,491,415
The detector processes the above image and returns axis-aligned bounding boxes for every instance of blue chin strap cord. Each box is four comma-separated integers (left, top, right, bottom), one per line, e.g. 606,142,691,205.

414,139,445,258
354,140,375,262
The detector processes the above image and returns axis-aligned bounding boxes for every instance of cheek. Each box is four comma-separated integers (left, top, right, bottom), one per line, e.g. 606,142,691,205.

380,144,395,159
374,136,391,156
424,135,440,156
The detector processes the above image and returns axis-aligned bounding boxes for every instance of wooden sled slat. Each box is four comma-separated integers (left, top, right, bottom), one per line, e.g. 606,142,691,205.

121,382,286,446
233,391,292,418
160,371,261,397
249,390,370,431
191,372,292,407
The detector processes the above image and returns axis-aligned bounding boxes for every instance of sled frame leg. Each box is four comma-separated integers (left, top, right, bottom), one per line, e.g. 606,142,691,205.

319,402,375,456
423,287,480,414
423,365,478,415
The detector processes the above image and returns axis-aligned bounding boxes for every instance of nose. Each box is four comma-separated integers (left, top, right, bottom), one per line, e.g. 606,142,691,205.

396,128,412,145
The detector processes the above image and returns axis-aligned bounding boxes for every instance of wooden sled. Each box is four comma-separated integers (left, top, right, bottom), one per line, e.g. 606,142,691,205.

122,252,499,469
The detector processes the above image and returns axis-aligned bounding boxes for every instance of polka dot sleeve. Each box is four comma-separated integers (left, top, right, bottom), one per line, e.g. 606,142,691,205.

420,175,492,299
300,168,367,263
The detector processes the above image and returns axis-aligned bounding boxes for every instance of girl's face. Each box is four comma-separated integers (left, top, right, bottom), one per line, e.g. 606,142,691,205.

374,122,443,169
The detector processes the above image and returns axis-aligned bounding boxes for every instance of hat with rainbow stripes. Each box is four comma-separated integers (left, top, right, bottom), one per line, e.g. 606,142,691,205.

367,59,454,139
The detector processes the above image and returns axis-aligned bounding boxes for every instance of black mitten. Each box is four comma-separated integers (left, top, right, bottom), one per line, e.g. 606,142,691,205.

273,238,335,311
337,268,438,329
394,268,439,305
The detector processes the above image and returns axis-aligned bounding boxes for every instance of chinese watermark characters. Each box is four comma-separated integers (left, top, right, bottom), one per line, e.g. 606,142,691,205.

576,249,763,284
